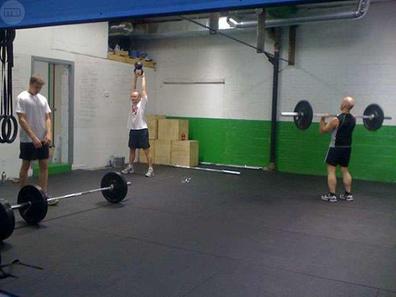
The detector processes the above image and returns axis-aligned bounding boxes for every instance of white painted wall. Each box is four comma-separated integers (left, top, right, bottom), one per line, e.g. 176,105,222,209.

73,55,136,169
0,22,136,178
280,1,396,122
139,33,274,119
139,1,396,125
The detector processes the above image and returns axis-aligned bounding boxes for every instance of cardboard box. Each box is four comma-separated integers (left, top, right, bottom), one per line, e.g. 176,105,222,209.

171,140,199,167
158,119,189,140
138,141,155,164
154,139,172,165
146,115,166,140
146,114,166,121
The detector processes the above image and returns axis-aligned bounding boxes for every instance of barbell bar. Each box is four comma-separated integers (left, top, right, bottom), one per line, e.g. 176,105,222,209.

0,171,131,241
281,100,392,130
281,112,376,120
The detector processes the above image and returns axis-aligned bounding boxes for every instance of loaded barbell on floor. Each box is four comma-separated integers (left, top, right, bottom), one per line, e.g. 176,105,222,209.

0,171,131,241
281,100,392,131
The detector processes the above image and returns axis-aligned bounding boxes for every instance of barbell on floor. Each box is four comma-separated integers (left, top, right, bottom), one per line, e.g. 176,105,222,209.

0,171,131,241
281,100,392,130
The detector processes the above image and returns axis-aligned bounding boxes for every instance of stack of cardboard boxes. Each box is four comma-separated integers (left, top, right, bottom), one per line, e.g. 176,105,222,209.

139,116,199,167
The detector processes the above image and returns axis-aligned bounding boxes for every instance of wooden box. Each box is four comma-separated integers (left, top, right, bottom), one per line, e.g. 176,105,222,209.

158,119,189,140
138,141,155,164
146,115,166,140
154,139,172,165
171,140,199,167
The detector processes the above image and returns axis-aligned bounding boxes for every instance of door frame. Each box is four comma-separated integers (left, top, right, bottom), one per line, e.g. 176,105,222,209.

31,56,75,164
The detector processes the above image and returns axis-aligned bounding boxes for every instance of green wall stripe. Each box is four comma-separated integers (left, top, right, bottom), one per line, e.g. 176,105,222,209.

277,122,396,183
167,116,396,183
169,117,270,166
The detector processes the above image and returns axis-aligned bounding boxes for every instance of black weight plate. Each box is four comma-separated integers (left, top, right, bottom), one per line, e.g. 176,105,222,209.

363,104,384,131
17,185,48,225
293,100,313,130
101,172,128,203
0,199,15,241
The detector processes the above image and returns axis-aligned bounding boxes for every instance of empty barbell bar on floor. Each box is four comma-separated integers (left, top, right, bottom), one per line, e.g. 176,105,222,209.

173,164,241,175
0,171,131,242
280,100,392,131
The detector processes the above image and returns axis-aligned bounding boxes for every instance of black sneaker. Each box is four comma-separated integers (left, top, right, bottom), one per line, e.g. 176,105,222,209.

339,193,353,201
321,193,337,203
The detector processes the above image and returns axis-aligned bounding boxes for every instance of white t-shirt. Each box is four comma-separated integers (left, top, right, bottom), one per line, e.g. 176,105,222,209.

16,91,52,143
127,96,148,130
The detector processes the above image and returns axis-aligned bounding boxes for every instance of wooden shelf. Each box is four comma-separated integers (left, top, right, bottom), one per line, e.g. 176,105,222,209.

107,53,156,70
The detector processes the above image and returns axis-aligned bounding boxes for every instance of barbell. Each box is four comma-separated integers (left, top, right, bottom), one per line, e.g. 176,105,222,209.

0,171,131,241
281,100,392,131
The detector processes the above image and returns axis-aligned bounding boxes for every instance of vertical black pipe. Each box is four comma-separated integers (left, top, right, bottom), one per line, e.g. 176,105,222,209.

269,28,281,170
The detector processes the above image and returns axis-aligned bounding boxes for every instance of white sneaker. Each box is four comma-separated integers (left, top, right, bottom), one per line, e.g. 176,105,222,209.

339,192,353,201
321,193,337,203
145,167,154,177
121,164,135,175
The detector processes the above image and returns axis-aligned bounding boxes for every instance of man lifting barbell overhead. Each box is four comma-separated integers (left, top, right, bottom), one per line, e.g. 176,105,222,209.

320,96,356,203
122,64,154,177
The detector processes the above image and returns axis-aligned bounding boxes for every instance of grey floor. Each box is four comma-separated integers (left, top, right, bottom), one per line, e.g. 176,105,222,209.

0,164,395,297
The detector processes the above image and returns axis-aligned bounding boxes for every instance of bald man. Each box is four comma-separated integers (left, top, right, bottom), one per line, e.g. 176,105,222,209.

319,96,356,203
122,72,154,177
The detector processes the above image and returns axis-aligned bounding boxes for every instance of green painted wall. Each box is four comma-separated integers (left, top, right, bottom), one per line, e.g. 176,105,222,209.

170,117,270,166
277,122,396,183
170,117,396,183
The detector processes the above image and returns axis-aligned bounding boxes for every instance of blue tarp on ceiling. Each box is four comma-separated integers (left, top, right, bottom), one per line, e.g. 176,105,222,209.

0,0,330,29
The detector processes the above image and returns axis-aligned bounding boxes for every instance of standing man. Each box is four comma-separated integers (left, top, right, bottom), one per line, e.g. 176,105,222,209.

320,96,356,203
122,72,154,177
16,75,57,205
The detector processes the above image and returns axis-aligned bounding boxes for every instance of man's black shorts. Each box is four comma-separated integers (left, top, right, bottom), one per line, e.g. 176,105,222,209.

325,147,352,167
19,142,49,161
128,129,150,149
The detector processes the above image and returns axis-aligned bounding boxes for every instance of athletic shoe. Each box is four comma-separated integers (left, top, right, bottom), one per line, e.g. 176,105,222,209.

145,167,154,177
121,164,135,174
321,193,337,203
339,192,353,201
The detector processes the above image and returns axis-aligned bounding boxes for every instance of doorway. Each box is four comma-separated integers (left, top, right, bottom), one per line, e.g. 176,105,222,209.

31,57,74,165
